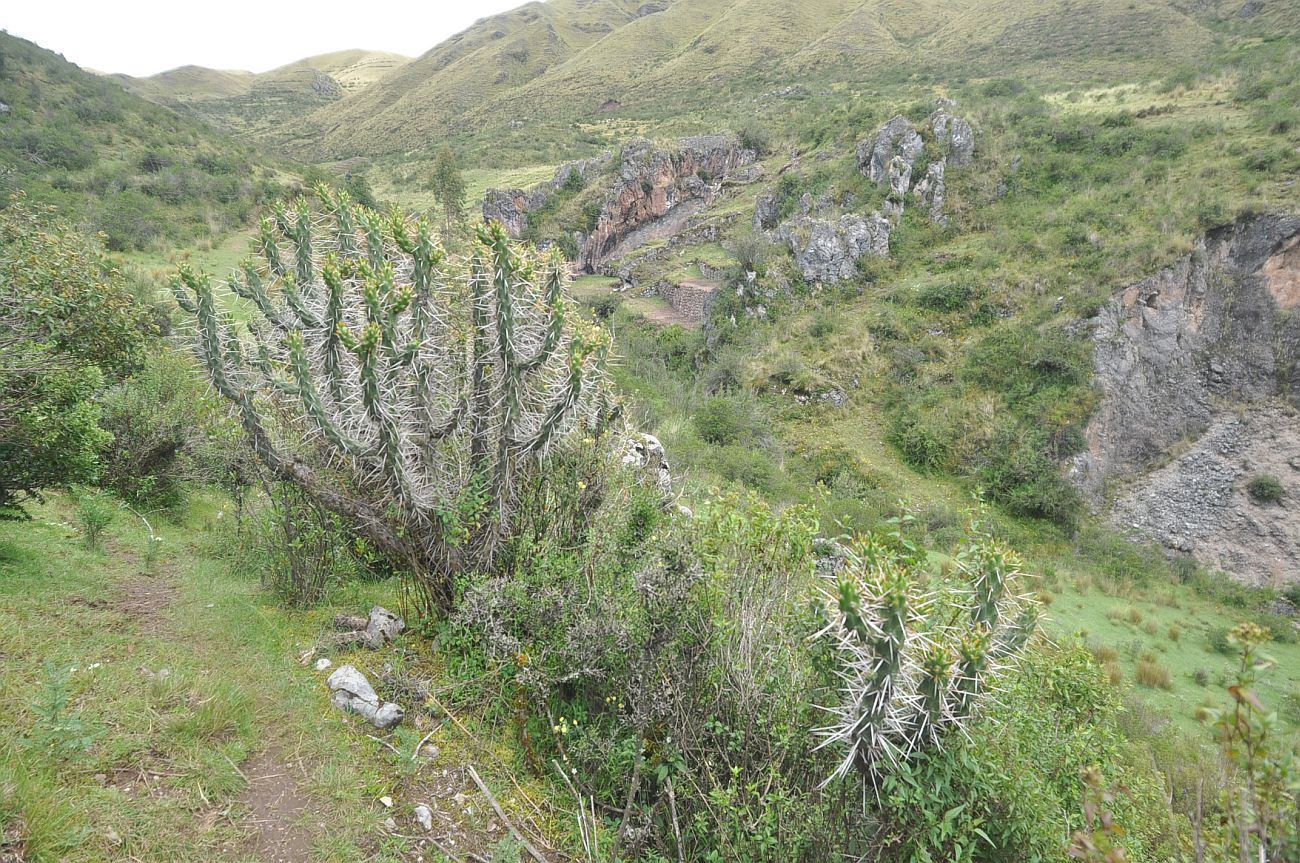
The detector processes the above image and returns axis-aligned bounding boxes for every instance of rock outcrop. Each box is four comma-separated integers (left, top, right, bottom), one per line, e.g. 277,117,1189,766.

754,192,779,231
578,133,758,272
777,214,892,283
929,108,975,166
855,108,975,224
1070,213,1300,583
858,115,923,185
622,432,674,498
912,160,947,225
483,152,612,238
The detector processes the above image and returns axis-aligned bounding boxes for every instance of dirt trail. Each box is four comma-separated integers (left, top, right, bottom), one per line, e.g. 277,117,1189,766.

237,750,318,863
105,542,321,862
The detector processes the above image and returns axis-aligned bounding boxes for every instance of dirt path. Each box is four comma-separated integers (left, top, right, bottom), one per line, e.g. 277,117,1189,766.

236,750,318,863
105,542,321,862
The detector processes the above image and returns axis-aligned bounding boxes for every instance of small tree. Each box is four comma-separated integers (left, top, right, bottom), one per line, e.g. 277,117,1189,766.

429,144,467,239
0,195,151,513
172,188,614,613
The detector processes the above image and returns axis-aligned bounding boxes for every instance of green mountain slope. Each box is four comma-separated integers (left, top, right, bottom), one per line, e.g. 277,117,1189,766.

291,0,1219,160
0,31,292,252
113,49,409,148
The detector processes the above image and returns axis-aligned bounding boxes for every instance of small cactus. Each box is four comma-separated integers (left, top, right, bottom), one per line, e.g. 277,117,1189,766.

173,188,613,613
815,532,1039,783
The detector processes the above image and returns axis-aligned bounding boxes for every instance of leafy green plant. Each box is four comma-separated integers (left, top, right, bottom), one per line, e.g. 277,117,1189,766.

1247,474,1284,504
76,491,114,550
1199,623,1300,861
24,662,102,759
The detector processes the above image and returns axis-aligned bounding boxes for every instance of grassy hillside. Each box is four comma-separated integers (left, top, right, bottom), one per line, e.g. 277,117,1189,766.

0,31,294,252
284,0,1232,164
113,50,409,150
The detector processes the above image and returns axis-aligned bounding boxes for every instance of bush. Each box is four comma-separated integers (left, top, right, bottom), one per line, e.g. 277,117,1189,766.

1246,474,1283,504
98,350,215,508
1208,626,1236,655
589,294,621,319
692,395,766,446
915,279,977,313
736,121,772,156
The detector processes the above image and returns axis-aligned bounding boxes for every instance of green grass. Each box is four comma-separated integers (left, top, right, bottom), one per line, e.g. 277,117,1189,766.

0,32,295,255
0,491,609,861
0,494,400,861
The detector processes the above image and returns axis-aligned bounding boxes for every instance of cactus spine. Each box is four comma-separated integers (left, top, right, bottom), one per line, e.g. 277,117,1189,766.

816,533,1039,783
173,188,611,613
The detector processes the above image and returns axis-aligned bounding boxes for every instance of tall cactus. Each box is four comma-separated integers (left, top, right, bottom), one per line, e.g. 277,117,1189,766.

815,533,1039,783
172,187,613,613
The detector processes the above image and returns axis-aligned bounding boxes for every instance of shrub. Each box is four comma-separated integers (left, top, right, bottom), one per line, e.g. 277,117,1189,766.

1168,624,1182,642
1208,626,1236,655
77,490,115,549
736,121,772,156
692,395,766,446
1136,658,1172,690
97,350,215,508
915,279,977,313
1192,668,1210,687
1246,474,1283,504
589,294,621,319
1,198,152,511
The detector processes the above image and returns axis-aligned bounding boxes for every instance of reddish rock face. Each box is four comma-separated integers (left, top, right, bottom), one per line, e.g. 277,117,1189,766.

578,134,757,272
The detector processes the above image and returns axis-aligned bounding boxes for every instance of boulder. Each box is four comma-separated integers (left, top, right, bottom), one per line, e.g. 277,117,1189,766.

622,432,674,498
326,665,405,729
364,606,404,648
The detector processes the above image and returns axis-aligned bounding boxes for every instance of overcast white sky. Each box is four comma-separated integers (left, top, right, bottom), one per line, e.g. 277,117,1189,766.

3,0,526,76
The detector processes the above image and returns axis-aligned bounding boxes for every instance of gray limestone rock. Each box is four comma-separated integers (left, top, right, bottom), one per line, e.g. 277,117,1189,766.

929,109,975,166
858,115,923,185
912,160,947,225
326,665,405,729
777,213,891,283
754,192,779,231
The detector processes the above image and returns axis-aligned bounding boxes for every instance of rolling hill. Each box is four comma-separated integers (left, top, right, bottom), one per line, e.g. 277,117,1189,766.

0,31,297,252
112,49,409,149
290,0,1223,160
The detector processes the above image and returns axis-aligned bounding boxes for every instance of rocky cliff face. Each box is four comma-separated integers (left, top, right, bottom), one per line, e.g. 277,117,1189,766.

578,134,758,272
1071,213,1300,584
482,152,612,238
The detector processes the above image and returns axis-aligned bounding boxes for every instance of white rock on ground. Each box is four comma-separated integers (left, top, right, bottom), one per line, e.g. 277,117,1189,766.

326,665,405,729
414,804,434,831
314,657,332,672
